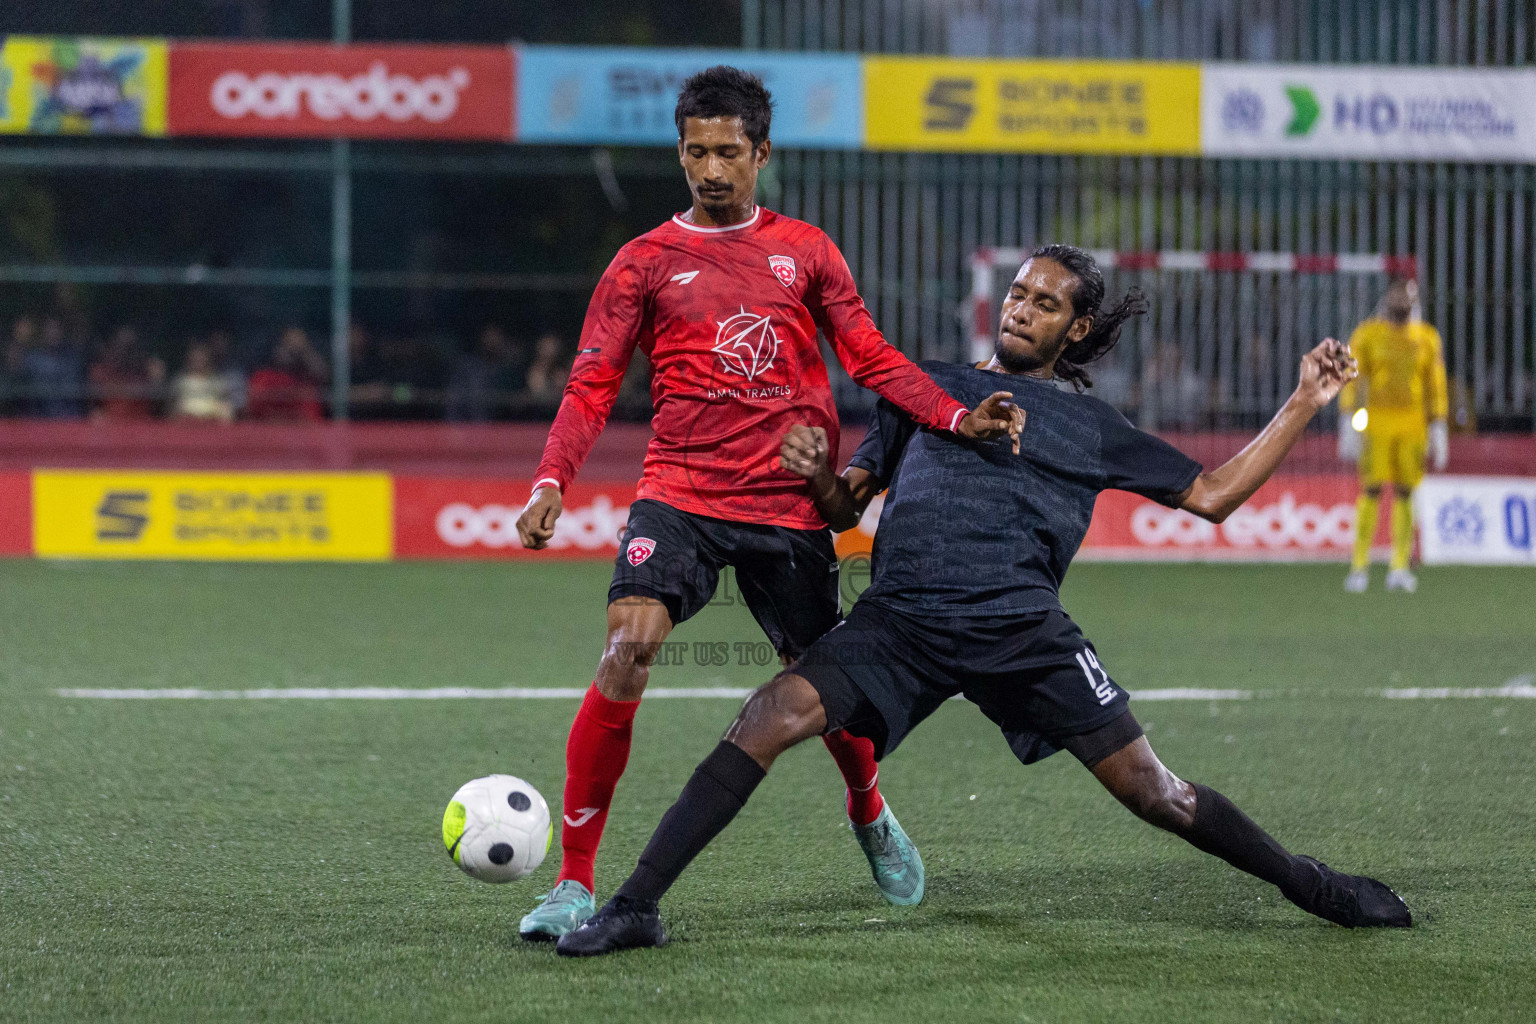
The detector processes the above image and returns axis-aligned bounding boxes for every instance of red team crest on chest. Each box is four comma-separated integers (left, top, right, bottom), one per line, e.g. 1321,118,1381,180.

768,255,796,288
626,536,657,566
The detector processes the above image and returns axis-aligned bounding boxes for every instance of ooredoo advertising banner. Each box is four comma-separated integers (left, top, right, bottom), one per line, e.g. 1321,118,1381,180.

0,36,168,136
516,46,862,148
394,477,634,560
33,471,393,561
166,42,514,140
1416,476,1536,565
1201,64,1536,163
863,57,1200,155
833,475,1371,562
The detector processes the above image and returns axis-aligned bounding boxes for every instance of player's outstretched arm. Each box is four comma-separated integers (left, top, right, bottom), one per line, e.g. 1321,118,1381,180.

1176,339,1356,524
779,425,883,532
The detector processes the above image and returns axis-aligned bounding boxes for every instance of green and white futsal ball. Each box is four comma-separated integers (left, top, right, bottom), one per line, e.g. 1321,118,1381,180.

442,775,551,883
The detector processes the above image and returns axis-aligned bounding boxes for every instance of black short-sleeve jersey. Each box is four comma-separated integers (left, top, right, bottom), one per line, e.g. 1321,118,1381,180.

848,361,1202,616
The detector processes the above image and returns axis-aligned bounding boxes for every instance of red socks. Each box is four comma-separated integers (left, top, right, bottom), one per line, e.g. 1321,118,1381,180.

556,684,640,892
822,729,885,826
557,691,884,891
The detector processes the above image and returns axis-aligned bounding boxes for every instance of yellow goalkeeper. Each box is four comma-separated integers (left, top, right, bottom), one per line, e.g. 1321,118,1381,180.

1338,278,1448,593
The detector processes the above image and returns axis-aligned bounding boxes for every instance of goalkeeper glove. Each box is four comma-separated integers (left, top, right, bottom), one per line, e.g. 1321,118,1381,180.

1428,419,1449,472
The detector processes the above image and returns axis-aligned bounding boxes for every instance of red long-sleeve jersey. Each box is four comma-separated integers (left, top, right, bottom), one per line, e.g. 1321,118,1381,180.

533,206,970,529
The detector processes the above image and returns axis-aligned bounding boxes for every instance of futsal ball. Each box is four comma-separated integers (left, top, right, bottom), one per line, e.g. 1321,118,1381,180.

442,775,551,883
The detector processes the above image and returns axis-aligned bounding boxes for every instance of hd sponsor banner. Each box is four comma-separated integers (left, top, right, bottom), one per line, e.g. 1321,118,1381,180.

394,477,634,560
516,46,861,148
1202,64,1536,163
166,42,514,141
33,471,392,561
863,57,1200,155
0,36,168,136
1416,476,1536,565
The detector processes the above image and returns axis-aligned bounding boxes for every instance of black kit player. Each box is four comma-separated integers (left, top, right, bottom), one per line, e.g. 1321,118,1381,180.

556,244,1414,956
512,67,1019,939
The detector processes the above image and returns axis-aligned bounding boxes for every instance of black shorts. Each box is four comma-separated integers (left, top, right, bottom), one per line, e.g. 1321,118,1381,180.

610,499,841,659
793,599,1141,767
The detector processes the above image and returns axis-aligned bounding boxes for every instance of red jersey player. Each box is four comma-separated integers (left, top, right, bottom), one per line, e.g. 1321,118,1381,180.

513,66,1018,940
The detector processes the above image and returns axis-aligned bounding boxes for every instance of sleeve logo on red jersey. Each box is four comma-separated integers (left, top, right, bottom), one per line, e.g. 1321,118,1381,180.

711,307,781,383
768,255,797,288
626,536,657,566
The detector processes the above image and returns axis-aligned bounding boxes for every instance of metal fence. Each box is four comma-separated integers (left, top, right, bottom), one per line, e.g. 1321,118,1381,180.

753,0,1536,429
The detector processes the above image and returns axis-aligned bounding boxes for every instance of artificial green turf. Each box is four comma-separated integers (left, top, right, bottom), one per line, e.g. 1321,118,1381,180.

0,561,1532,1022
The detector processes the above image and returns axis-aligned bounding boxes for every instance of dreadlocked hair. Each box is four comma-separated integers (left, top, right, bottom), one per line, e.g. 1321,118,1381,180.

1026,244,1150,392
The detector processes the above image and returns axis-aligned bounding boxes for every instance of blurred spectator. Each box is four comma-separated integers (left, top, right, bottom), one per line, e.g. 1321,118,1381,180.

371,330,447,420
446,324,521,422
523,332,569,404
347,320,392,418
88,325,166,421
205,328,248,417
21,316,86,418
2,314,39,414
1143,340,1209,429
245,326,328,422
171,341,235,423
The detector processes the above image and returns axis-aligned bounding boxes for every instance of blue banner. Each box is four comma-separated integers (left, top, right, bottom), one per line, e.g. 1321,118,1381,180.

516,46,862,149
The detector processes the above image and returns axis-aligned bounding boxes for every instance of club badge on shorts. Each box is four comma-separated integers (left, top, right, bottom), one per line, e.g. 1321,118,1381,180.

626,536,657,566
768,255,796,288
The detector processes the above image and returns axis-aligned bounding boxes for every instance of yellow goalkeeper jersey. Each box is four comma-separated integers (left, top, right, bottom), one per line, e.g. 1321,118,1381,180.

1340,318,1449,435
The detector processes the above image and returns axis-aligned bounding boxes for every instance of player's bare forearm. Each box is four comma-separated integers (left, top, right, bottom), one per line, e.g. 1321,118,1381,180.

779,425,880,532
1178,339,1356,523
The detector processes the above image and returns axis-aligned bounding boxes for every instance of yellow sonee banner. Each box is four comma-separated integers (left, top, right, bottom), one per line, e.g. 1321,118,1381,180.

34,472,392,561
864,57,1200,155
0,37,169,137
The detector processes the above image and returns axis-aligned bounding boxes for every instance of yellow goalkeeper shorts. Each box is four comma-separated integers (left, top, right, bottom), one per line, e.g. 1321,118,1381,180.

1360,427,1427,490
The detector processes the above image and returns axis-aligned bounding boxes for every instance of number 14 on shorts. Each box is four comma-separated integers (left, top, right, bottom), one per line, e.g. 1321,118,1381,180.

1075,649,1119,706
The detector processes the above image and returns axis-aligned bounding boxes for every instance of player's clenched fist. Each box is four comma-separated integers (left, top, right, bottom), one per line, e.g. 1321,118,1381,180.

1296,337,1358,410
779,424,830,480
517,485,563,549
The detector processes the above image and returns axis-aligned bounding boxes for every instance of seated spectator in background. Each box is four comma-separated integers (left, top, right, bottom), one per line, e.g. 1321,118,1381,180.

88,325,165,421
171,341,235,423
22,316,86,418
205,328,247,417
245,326,328,422
346,320,392,419
522,332,569,404
445,324,521,422
2,314,39,414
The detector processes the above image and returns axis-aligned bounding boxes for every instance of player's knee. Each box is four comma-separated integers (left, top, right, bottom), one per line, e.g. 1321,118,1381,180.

1363,486,1383,499
732,673,824,750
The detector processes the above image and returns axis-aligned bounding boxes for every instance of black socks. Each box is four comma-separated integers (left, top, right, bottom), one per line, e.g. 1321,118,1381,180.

1181,783,1304,893
615,741,767,905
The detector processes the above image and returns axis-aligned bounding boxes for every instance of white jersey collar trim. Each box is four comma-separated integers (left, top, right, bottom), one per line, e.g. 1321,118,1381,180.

671,206,761,234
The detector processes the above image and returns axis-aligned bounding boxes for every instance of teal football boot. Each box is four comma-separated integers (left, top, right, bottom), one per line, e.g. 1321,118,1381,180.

519,879,596,942
851,802,925,906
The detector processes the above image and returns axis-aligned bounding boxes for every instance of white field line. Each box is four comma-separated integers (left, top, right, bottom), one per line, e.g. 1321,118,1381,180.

1383,676,1536,700
54,686,1254,702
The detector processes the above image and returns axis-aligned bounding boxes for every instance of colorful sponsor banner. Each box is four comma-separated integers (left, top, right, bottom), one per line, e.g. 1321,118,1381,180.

166,42,514,141
1417,476,1536,565
0,472,32,555
0,36,168,136
863,57,1200,155
1201,64,1536,163
516,46,862,148
835,475,1375,562
394,477,633,560
33,471,392,561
